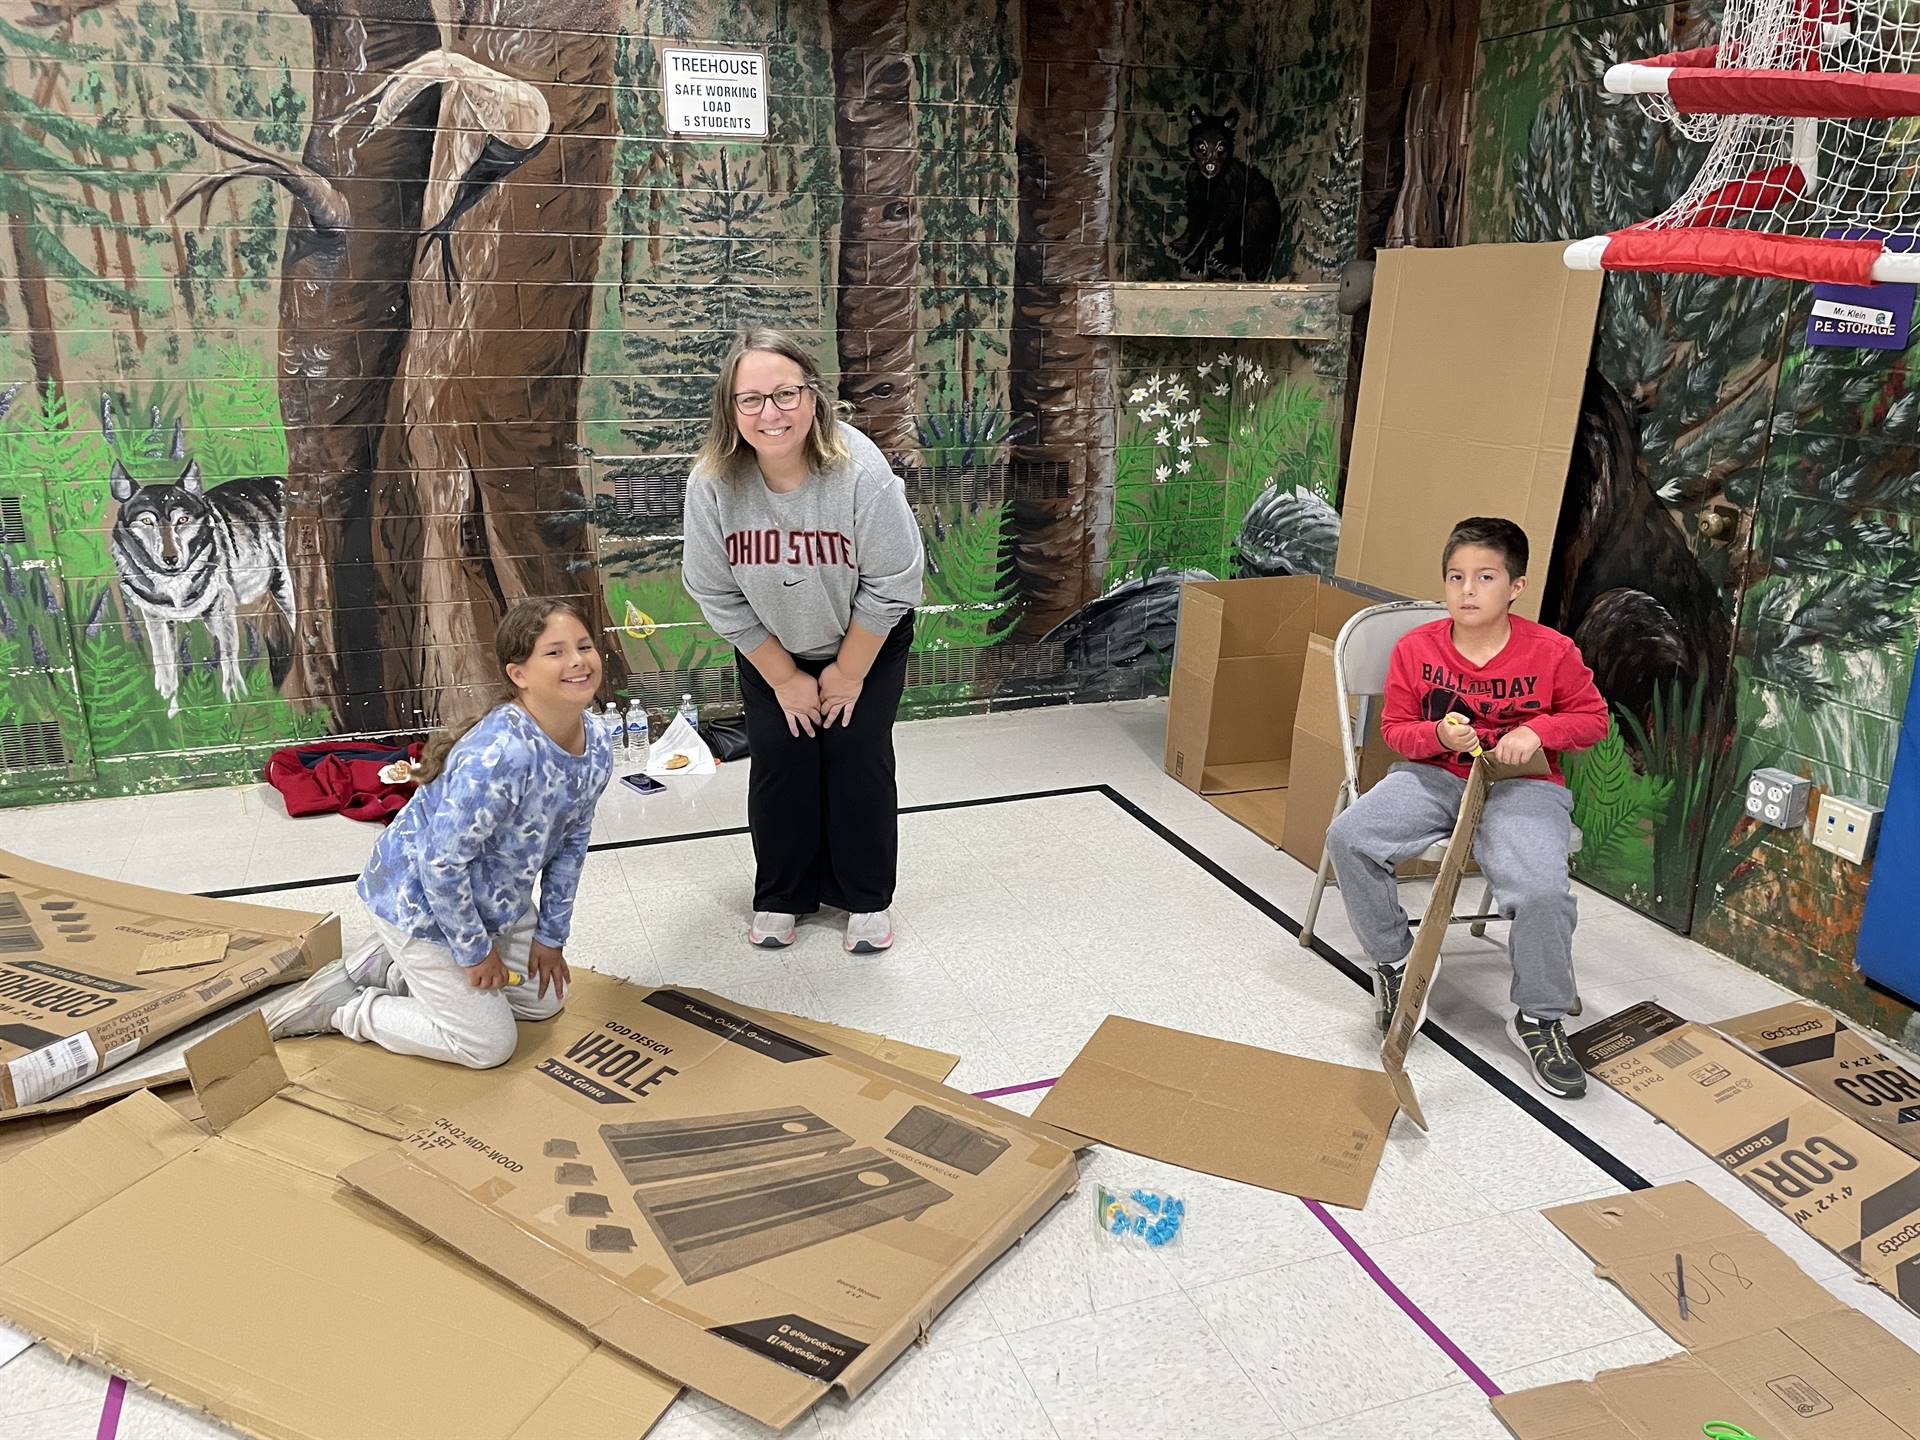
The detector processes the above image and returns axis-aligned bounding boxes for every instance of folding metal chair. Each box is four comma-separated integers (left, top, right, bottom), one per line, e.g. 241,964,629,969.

1296,601,1583,1012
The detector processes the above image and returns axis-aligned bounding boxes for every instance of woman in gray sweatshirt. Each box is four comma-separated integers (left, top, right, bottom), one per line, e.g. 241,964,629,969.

682,327,926,955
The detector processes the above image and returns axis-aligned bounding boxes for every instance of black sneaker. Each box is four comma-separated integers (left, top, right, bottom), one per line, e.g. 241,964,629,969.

1507,1011,1587,1099
1373,963,1405,1034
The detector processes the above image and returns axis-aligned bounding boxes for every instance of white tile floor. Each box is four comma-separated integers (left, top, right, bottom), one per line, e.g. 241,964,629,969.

4,697,1919,1440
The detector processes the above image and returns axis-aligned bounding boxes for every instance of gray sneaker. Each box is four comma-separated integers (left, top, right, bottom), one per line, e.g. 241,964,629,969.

344,938,395,990
749,911,796,948
1508,1011,1587,1099
262,959,359,1038
845,911,893,954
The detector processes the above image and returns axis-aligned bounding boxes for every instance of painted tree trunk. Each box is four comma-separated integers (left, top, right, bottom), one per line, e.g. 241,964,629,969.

375,0,625,727
4,204,60,387
277,0,438,729
1009,0,1121,637
830,0,921,468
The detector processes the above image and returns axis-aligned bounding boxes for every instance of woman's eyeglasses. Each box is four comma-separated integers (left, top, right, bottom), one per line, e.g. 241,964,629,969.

735,385,808,415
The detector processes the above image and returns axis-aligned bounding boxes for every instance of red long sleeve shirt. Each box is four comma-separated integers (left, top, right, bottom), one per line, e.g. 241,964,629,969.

1380,617,1608,786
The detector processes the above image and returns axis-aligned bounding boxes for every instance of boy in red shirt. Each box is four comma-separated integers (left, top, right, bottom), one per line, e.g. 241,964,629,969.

1325,517,1607,1098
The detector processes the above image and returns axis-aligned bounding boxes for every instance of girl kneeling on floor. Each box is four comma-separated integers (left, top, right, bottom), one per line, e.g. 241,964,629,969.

263,597,614,1068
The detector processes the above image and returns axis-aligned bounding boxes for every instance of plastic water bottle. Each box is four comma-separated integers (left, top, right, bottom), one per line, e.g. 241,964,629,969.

677,692,699,732
625,699,650,759
602,701,624,747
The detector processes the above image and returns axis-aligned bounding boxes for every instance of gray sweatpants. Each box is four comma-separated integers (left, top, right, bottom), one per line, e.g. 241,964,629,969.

1324,762,1577,1021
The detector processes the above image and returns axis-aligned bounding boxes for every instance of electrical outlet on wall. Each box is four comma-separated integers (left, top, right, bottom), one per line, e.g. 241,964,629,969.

1810,795,1883,865
1745,767,1810,827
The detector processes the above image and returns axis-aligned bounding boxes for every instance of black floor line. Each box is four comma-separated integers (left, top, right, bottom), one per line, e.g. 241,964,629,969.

203,780,1650,1192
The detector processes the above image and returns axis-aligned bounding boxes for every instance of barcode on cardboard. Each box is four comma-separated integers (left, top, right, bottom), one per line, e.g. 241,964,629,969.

1652,1035,1703,1069
0,891,42,955
5,1032,99,1108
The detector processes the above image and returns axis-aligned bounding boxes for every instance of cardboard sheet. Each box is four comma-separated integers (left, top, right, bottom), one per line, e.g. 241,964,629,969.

1717,1000,1920,1162
1337,243,1602,619
0,849,338,1111
0,1018,681,1440
338,986,1080,1430
1380,753,1549,1129
1573,1002,1920,1316
1031,1014,1398,1208
1494,1182,1920,1439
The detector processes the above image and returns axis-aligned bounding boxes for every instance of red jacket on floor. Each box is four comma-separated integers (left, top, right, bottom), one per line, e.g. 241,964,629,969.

264,741,424,823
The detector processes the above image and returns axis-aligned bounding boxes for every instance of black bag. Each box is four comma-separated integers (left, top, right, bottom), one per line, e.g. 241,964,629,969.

704,714,750,762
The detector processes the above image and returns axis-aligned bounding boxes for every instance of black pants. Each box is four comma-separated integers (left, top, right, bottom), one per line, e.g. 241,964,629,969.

737,612,914,914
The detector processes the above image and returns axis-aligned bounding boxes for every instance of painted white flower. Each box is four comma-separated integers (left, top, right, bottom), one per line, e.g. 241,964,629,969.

1178,435,1193,453
1137,409,1156,425
1177,458,1192,474
1234,355,1252,374
1216,351,1231,365
1146,374,1165,394
1148,400,1170,419
1129,386,1148,405
1154,427,1171,446
1168,382,1190,402
1194,434,1211,447
1213,382,1231,397
1251,365,1266,383
1197,362,1214,377
1154,463,1171,483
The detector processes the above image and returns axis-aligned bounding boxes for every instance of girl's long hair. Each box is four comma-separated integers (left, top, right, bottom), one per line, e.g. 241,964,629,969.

691,326,849,480
414,598,592,784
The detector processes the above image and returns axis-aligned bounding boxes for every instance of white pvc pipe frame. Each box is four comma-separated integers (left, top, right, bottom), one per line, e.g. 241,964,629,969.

1565,57,1920,282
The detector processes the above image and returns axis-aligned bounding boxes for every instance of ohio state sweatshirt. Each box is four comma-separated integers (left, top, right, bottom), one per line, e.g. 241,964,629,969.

682,421,925,659
1380,616,1608,785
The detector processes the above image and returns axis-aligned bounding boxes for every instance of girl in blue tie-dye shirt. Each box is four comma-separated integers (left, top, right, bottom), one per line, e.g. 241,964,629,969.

264,598,615,1068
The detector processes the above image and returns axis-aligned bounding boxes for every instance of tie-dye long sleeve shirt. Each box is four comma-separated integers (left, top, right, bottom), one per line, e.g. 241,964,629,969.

358,702,614,966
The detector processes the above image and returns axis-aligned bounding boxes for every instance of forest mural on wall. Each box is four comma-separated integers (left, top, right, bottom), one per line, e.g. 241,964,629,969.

0,0,1365,801
1469,0,1920,1035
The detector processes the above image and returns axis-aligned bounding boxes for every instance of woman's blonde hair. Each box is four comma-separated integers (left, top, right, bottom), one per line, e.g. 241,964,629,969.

692,327,849,480
415,597,593,784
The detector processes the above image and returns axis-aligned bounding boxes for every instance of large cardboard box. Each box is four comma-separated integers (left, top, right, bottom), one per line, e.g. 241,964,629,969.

1494,1182,1920,1439
0,850,339,1112
341,986,1082,1429
1164,576,1387,846
1574,1002,1920,1315
0,1014,682,1440
1280,632,1400,870
1718,1000,1920,1162
1337,243,1602,620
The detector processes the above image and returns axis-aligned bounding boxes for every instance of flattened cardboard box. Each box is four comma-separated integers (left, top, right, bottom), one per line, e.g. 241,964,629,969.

1337,243,1602,620
1032,1014,1399,1208
1494,1181,1920,1439
0,849,338,1112
342,986,1081,1429
0,1014,680,1440
1574,1002,1920,1315
1718,1000,1920,1162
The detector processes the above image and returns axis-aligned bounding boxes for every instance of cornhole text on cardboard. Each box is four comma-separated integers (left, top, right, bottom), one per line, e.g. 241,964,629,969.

0,850,337,1112
1719,1000,1920,1162
1574,1002,1920,1315
343,986,1079,1429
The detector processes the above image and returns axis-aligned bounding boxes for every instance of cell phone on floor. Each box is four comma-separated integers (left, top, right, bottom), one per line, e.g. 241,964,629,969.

622,772,666,795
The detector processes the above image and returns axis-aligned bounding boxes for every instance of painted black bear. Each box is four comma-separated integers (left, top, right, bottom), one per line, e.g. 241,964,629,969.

1176,107,1282,282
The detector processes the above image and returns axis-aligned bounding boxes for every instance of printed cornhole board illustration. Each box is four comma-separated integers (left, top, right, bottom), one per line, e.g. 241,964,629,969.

1380,752,1549,1130
0,850,338,1113
340,986,1082,1430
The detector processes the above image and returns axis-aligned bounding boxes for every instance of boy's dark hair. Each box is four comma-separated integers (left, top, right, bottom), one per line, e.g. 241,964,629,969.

1442,517,1529,578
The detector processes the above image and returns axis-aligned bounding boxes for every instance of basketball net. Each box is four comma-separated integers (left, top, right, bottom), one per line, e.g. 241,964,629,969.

1564,0,1920,284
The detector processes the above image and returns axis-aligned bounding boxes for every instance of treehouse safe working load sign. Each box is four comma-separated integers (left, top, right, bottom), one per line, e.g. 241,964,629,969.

661,46,769,138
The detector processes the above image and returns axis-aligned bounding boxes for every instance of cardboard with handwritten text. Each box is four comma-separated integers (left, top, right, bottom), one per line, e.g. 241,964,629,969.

1494,1182,1920,1438
1574,1001,1920,1319
341,986,1081,1430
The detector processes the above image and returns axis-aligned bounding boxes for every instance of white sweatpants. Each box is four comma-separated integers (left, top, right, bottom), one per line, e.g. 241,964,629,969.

334,909,566,1069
